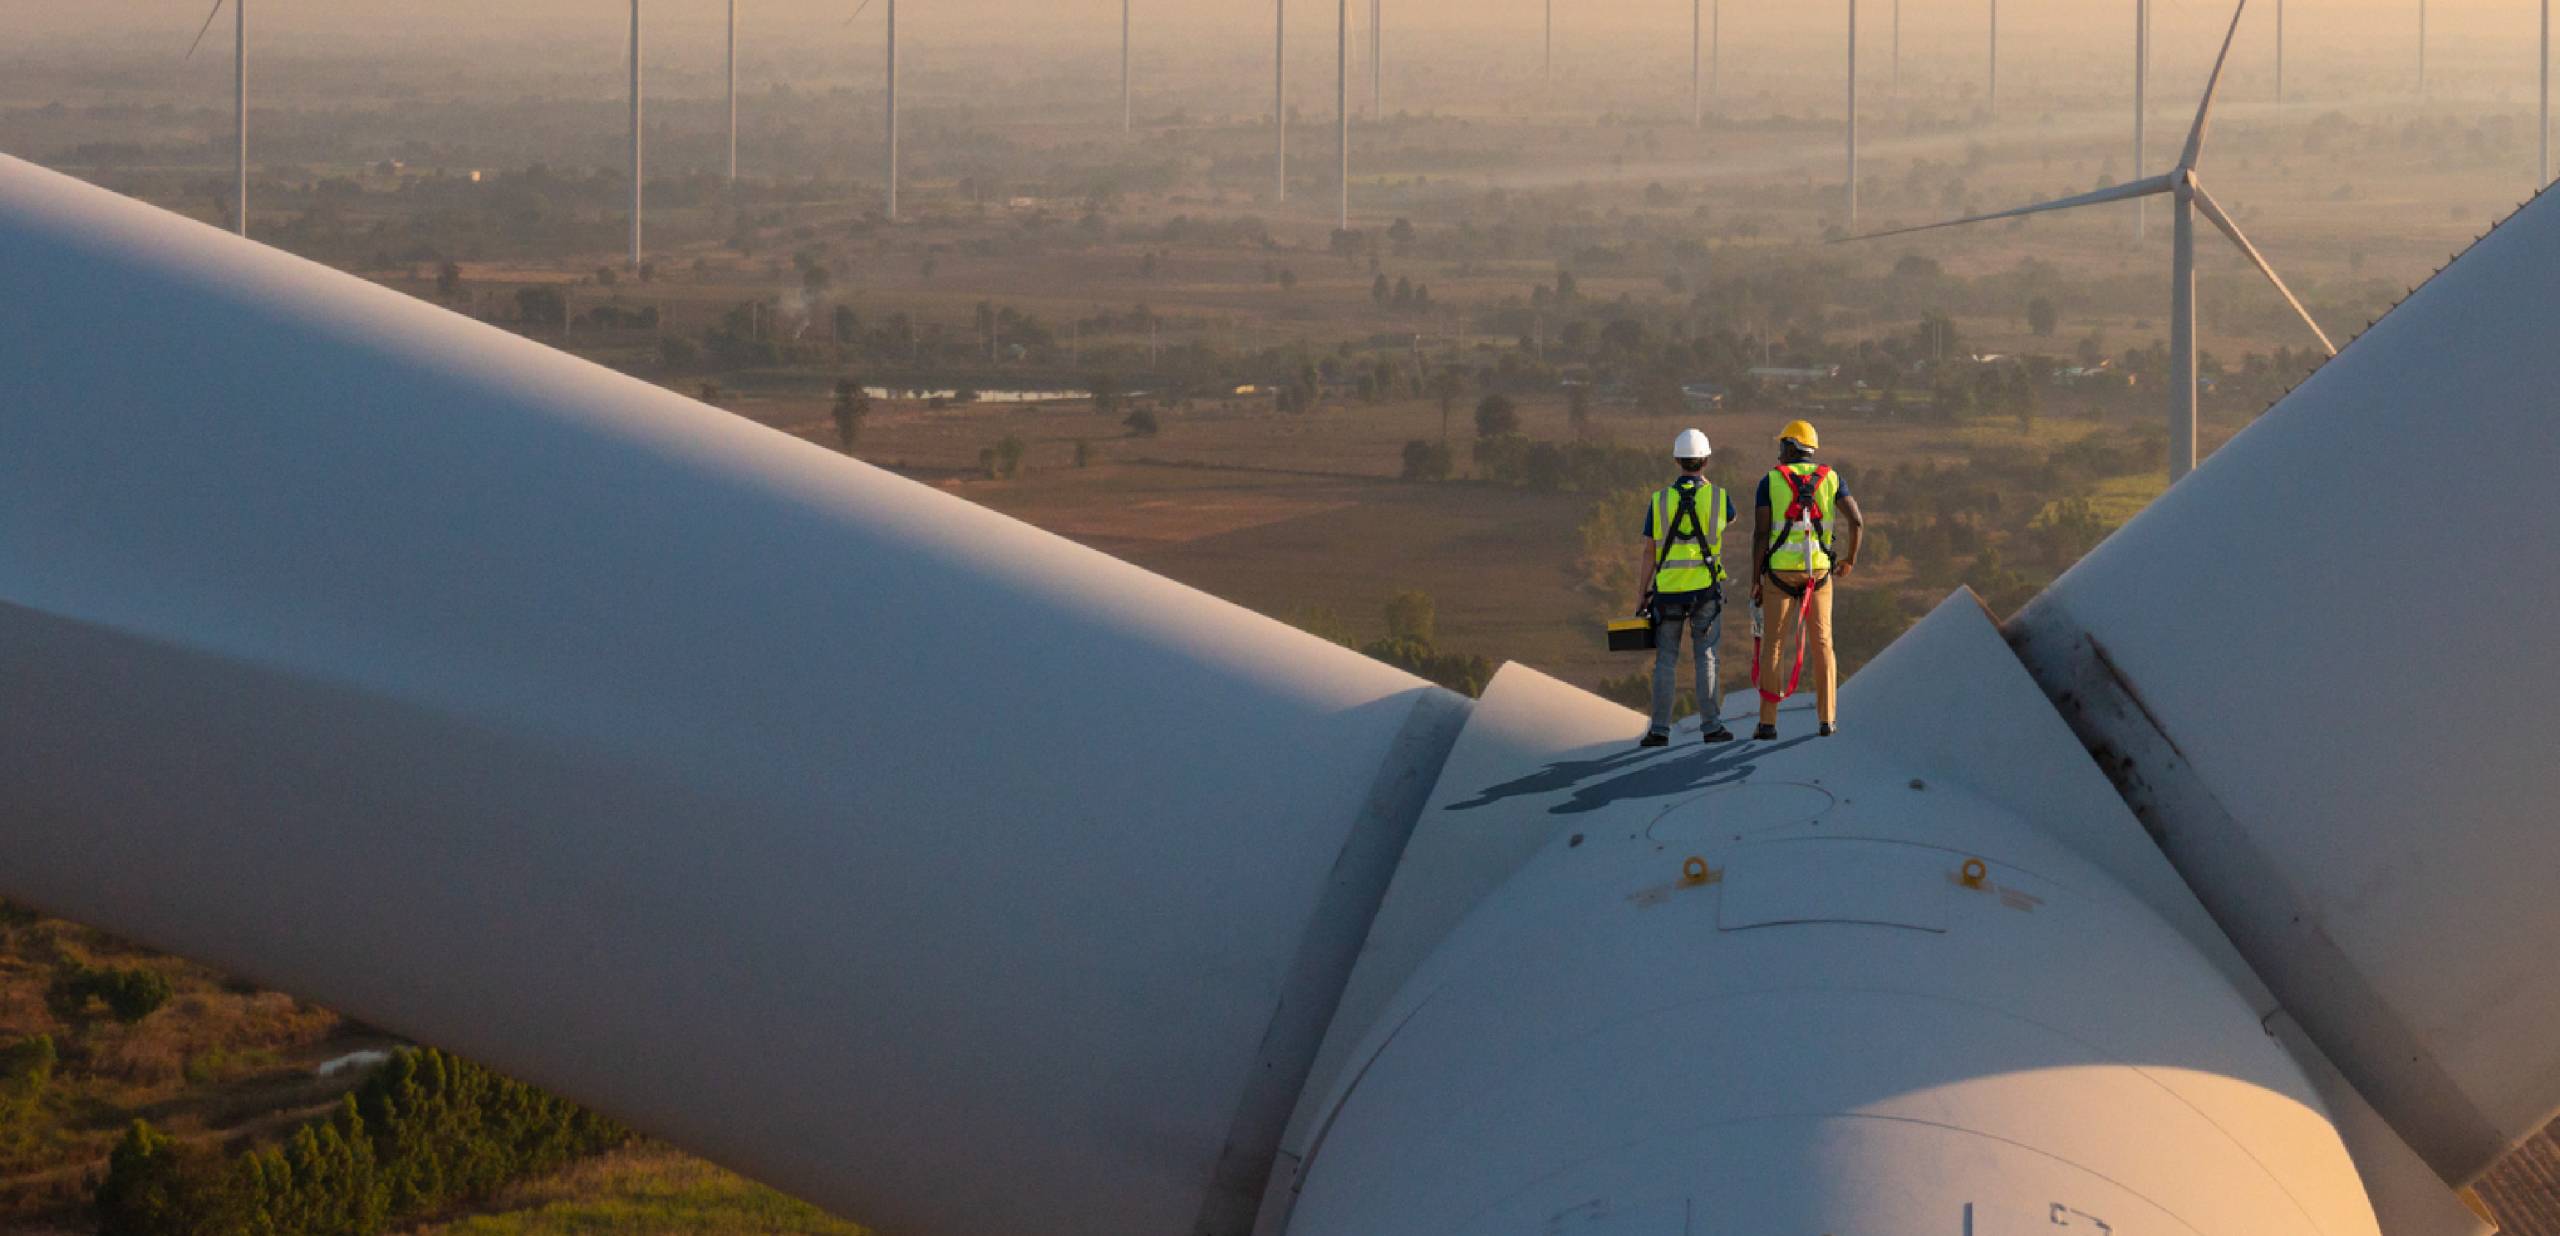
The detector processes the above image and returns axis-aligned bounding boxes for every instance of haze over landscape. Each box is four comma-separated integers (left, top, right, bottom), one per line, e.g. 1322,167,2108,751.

9,0,2560,1231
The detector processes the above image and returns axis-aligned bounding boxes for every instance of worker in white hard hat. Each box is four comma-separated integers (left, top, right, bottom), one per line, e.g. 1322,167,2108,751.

1634,428,1737,747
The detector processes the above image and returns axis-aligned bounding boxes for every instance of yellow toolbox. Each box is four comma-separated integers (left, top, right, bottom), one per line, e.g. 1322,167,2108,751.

1606,617,1657,652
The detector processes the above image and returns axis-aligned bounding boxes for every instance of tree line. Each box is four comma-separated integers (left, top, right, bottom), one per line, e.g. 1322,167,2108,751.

95,1047,627,1236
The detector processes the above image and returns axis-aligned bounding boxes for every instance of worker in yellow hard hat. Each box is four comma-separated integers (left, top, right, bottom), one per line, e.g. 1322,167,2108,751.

1749,420,1864,740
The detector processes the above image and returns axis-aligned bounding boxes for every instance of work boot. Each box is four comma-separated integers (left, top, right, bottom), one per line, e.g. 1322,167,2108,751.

1700,726,1735,744
1639,731,1670,748
1752,723,1779,741
1818,722,1837,738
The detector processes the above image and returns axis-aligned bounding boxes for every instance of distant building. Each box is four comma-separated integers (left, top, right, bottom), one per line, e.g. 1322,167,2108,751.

1747,365,1841,387
1680,382,1728,409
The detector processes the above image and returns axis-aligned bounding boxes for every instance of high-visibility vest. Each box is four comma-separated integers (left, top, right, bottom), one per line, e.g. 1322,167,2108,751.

1763,463,1842,573
1649,479,1727,593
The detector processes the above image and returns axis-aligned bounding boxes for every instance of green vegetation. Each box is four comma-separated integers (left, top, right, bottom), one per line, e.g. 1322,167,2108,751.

95,1048,627,1236
1297,592,1494,698
399,1145,869,1236
49,964,174,1026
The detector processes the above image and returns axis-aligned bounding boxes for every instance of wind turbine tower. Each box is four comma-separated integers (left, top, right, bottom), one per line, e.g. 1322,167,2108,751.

886,0,899,221
2275,0,2285,103
1693,0,1703,126
233,0,246,236
1847,0,1859,229
1275,0,1287,202
1338,0,1350,228
629,0,643,267
1370,0,1381,115
1848,0,2336,483
1989,0,1999,116
727,0,739,181
2419,0,2429,97
186,0,249,236
1122,0,1132,134
1545,0,1554,94
2136,0,2149,239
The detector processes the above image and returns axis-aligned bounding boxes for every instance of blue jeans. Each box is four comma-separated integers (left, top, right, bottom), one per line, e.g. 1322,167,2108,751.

1649,591,1723,736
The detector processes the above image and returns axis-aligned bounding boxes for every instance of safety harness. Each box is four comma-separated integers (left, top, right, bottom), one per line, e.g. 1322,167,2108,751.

1752,464,1833,704
1645,481,1724,620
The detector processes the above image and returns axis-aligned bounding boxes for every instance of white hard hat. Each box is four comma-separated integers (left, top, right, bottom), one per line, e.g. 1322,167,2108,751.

1673,428,1711,459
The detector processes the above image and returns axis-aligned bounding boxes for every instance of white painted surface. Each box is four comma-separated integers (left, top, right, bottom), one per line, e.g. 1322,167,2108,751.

1283,658,2382,1235
0,157,1460,1236
2016,183,2560,1184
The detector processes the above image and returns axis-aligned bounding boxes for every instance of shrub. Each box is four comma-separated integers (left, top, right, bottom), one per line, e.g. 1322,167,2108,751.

0,1034,54,1120
1474,394,1520,438
1400,439,1452,481
49,964,174,1024
1384,591,1436,644
93,1049,628,1236
1124,407,1160,437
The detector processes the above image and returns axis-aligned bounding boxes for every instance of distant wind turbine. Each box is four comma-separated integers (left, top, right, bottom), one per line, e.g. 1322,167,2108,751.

1121,0,1132,134
1847,0,1859,228
727,0,739,181
1844,0,2337,483
1988,0,1999,116
2419,0,2428,97
1370,0,1381,115
2274,0,2285,103
886,0,899,220
1545,0,1554,94
1338,0,1350,228
184,0,246,237
1693,0,1701,126
630,0,644,266
1275,0,1287,202
2136,0,2149,239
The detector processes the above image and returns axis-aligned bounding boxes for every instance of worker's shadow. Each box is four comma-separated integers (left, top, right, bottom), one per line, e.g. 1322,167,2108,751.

1446,735,1816,817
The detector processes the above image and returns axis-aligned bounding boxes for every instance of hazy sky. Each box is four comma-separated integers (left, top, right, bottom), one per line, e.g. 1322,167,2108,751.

24,0,2543,46
16,0,2548,122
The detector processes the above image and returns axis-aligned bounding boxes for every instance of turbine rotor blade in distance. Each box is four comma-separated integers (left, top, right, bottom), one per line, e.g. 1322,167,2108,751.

2179,0,2252,170
184,0,229,60
1833,173,2175,244
2191,180,2338,355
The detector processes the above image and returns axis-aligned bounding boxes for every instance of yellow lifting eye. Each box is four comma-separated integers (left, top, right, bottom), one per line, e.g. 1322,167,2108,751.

1959,858,1990,889
1680,856,1721,886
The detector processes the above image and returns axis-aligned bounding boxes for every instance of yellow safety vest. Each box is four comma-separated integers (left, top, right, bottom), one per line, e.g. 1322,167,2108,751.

1763,464,1842,573
1649,480,1728,593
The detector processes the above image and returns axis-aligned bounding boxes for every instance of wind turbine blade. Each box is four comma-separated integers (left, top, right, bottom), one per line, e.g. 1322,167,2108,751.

1834,173,2174,242
0,152,1467,1236
846,0,873,24
2179,0,2251,169
2192,181,2337,355
183,0,229,60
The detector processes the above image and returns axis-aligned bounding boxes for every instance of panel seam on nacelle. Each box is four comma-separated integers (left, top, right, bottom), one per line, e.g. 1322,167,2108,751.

1192,685,1475,1236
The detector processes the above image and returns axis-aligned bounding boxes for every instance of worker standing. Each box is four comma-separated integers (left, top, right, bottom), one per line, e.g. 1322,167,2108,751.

1750,420,1864,740
1634,429,1737,747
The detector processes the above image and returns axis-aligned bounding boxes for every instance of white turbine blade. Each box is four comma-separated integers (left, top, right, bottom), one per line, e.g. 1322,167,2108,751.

2179,0,2251,169
845,0,873,23
183,0,229,60
0,154,1468,1236
2007,180,2560,1187
2192,181,2336,355
1834,172,2173,243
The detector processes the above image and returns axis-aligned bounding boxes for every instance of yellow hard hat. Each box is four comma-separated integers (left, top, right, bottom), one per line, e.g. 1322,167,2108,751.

1777,420,1820,451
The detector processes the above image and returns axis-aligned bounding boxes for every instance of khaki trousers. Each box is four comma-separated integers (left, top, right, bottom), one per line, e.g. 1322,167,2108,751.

1757,571,1836,727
